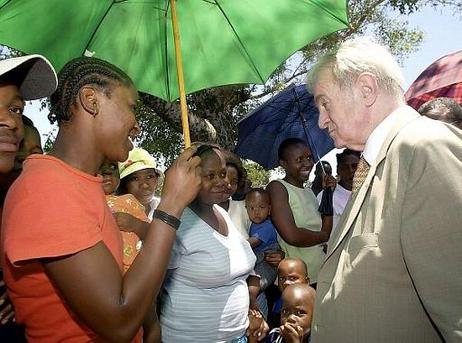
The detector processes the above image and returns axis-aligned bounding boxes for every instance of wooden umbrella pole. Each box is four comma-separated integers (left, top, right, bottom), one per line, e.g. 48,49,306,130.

170,0,191,148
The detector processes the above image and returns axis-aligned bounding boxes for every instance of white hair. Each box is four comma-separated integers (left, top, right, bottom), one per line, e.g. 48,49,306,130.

307,37,405,98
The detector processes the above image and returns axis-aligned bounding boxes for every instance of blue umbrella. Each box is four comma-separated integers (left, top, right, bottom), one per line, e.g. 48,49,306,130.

235,83,334,170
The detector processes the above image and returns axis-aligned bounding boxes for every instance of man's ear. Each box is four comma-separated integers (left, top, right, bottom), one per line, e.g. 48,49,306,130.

279,158,287,170
356,72,378,107
78,86,99,116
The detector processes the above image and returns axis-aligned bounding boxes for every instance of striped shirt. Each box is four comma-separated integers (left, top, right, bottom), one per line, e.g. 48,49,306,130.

160,205,257,342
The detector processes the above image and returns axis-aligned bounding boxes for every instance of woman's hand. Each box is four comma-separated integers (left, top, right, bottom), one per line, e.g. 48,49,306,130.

247,309,269,342
159,147,202,216
0,280,15,325
264,250,285,268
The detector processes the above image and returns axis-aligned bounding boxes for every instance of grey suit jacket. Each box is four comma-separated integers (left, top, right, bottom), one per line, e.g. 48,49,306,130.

311,106,462,342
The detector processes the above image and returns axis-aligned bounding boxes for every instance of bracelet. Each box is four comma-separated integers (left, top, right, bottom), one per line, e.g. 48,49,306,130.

152,209,181,231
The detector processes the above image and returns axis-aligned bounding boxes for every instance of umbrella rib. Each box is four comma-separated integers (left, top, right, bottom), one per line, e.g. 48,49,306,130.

292,87,323,163
0,0,13,11
82,2,115,58
212,0,265,83
307,0,349,27
163,0,171,100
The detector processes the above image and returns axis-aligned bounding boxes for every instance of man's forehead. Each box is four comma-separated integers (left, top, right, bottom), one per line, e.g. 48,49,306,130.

313,69,335,99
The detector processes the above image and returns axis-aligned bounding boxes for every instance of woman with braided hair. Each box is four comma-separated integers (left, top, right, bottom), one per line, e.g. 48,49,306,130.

2,57,201,342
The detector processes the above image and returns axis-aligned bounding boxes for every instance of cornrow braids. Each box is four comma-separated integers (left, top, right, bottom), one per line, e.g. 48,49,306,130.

49,57,133,125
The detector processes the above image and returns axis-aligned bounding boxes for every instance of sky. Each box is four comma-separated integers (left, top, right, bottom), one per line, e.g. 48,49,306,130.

22,4,461,176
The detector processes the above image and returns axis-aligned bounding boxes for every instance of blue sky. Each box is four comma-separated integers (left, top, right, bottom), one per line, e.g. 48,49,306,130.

398,5,461,88
25,4,461,156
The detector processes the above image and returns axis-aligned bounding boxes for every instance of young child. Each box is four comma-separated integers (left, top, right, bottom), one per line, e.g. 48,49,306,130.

265,284,315,343
246,188,279,290
270,258,310,328
99,159,150,273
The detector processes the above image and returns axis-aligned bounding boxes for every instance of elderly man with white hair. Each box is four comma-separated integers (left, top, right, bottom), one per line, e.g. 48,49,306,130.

307,38,462,342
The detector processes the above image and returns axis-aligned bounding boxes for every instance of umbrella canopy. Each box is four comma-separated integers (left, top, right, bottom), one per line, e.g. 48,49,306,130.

405,49,462,110
0,0,349,102
235,84,334,170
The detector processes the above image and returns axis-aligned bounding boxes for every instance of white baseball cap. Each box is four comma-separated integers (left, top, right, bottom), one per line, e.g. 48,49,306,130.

0,54,57,100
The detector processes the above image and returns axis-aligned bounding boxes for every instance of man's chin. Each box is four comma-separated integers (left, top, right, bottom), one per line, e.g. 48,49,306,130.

333,140,347,149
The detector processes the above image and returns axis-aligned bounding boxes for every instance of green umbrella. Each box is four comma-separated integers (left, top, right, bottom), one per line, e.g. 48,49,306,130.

0,0,348,146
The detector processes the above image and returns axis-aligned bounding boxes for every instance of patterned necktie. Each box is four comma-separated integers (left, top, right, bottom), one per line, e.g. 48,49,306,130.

352,156,370,192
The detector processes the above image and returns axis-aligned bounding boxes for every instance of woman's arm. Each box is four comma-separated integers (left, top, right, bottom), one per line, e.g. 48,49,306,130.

43,148,201,342
267,181,332,247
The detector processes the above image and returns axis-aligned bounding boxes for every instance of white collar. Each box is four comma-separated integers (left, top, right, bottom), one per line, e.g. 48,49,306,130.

362,106,405,165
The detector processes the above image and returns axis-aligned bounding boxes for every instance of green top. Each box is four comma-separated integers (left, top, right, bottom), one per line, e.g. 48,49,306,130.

277,179,324,284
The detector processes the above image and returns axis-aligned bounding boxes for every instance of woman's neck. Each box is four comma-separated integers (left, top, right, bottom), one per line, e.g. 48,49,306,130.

189,199,215,218
189,200,227,235
49,128,103,175
217,198,230,211
283,175,304,188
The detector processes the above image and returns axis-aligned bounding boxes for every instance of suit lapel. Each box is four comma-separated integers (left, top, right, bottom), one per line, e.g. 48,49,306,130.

324,107,421,261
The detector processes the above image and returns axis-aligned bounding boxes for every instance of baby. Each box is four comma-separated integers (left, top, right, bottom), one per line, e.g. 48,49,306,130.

265,284,315,343
246,188,280,290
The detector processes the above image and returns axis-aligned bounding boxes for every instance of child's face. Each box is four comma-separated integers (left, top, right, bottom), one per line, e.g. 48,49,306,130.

245,192,270,224
99,160,120,195
125,168,159,206
280,286,314,337
278,260,309,292
225,165,239,197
